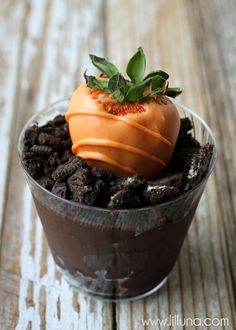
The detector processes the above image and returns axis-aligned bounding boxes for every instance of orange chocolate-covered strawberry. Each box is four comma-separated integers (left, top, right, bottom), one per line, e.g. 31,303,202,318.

66,48,182,180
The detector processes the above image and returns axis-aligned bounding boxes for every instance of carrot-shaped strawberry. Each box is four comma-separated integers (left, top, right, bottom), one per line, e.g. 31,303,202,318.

66,48,182,179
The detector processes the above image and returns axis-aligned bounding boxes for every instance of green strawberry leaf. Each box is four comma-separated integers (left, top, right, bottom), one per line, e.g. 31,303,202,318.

165,87,182,98
108,73,128,102
84,71,109,93
124,80,151,103
108,73,127,95
111,89,125,103
144,71,168,91
150,75,166,90
150,87,165,96
89,54,119,77
144,70,169,81
126,47,146,83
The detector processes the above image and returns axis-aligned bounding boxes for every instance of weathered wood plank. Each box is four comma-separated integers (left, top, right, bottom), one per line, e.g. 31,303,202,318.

188,0,236,298
0,1,26,246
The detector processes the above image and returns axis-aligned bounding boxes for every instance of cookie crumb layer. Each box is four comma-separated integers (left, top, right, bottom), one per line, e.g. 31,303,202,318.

22,115,213,209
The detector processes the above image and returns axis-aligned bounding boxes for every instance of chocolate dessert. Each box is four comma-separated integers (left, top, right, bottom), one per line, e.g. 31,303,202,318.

18,48,216,300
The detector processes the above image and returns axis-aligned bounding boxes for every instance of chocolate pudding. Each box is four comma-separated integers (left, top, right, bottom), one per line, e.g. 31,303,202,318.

31,175,205,299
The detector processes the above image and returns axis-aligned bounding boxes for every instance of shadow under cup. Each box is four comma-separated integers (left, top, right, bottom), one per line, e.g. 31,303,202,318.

18,99,216,301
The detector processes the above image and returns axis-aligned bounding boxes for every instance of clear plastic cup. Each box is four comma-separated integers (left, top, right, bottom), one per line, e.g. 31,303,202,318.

18,99,217,301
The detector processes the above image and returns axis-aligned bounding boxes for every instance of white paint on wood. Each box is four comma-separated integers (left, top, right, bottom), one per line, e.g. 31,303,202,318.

0,4,25,232
16,187,36,329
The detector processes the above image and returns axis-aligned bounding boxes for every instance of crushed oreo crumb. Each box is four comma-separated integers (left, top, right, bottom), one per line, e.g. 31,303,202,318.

147,172,183,190
67,168,91,194
38,176,54,189
52,161,83,182
21,116,214,209
38,132,61,149
143,185,179,205
182,143,213,191
24,125,39,146
108,190,141,209
31,145,53,156
52,181,68,199
178,118,193,136
110,174,147,195
71,185,97,206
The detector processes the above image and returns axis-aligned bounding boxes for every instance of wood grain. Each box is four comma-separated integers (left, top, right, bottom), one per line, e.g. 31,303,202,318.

0,0,235,329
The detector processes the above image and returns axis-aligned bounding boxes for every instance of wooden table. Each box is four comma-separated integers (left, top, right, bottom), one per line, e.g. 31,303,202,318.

0,0,235,329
